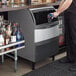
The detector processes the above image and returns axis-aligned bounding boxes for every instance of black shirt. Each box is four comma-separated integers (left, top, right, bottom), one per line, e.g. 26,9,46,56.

66,0,76,13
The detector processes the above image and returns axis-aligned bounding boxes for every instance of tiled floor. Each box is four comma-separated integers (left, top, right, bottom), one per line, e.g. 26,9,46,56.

0,52,66,76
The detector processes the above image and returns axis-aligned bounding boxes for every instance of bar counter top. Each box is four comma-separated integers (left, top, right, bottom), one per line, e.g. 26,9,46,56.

0,1,60,12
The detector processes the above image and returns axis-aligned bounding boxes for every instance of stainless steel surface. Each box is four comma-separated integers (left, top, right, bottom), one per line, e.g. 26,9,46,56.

34,25,59,43
1,49,4,63
14,50,17,72
29,6,54,11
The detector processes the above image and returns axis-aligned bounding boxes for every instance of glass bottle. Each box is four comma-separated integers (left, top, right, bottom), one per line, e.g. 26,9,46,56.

20,0,25,4
0,30,4,46
16,24,22,42
16,23,23,47
26,0,31,5
2,0,7,4
6,22,12,38
11,23,17,43
14,0,20,4
10,0,14,4
5,22,12,51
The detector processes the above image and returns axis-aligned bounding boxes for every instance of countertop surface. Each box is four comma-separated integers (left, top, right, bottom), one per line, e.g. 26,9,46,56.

0,1,60,12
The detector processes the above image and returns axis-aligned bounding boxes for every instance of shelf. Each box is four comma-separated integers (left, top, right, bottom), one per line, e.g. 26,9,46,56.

0,46,25,55
0,40,25,71
0,40,25,50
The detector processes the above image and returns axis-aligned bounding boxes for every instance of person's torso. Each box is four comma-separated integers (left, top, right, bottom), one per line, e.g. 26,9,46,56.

66,0,76,13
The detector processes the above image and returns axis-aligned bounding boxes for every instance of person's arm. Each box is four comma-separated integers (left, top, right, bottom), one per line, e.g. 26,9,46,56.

53,0,73,17
59,0,65,7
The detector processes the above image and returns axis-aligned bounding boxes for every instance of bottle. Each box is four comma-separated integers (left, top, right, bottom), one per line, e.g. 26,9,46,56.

0,30,4,46
1,23,6,45
5,22,12,38
10,0,14,4
19,27,25,46
20,0,25,4
5,22,12,51
16,24,22,41
11,23,17,43
5,35,10,51
15,23,23,47
48,13,53,18
7,0,10,6
14,0,20,4
2,0,7,5
26,0,31,5
38,0,42,3
0,15,4,25
48,13,54,23
0,26,5,52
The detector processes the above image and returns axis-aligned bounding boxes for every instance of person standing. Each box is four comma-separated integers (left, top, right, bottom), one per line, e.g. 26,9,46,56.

51,0,76,71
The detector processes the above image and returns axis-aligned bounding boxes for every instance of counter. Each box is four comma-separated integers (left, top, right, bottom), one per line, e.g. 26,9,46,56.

0,1,60,12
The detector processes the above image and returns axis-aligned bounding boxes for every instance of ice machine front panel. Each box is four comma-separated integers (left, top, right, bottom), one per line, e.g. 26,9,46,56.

34,25,59,43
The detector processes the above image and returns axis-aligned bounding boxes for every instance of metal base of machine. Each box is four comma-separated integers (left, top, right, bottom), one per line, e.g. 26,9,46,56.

31,56,55,70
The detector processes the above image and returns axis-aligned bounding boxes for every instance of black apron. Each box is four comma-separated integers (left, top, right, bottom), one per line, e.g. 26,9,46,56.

64,0,76,62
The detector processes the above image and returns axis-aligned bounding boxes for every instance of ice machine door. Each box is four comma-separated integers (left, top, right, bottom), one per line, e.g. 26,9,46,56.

29,6,58,25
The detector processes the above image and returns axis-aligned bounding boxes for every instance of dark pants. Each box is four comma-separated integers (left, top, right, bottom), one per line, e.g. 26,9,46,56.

64,11,76,62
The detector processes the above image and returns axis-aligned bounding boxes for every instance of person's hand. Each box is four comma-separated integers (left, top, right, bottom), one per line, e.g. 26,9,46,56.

52,12,60,18
48,11,60,19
